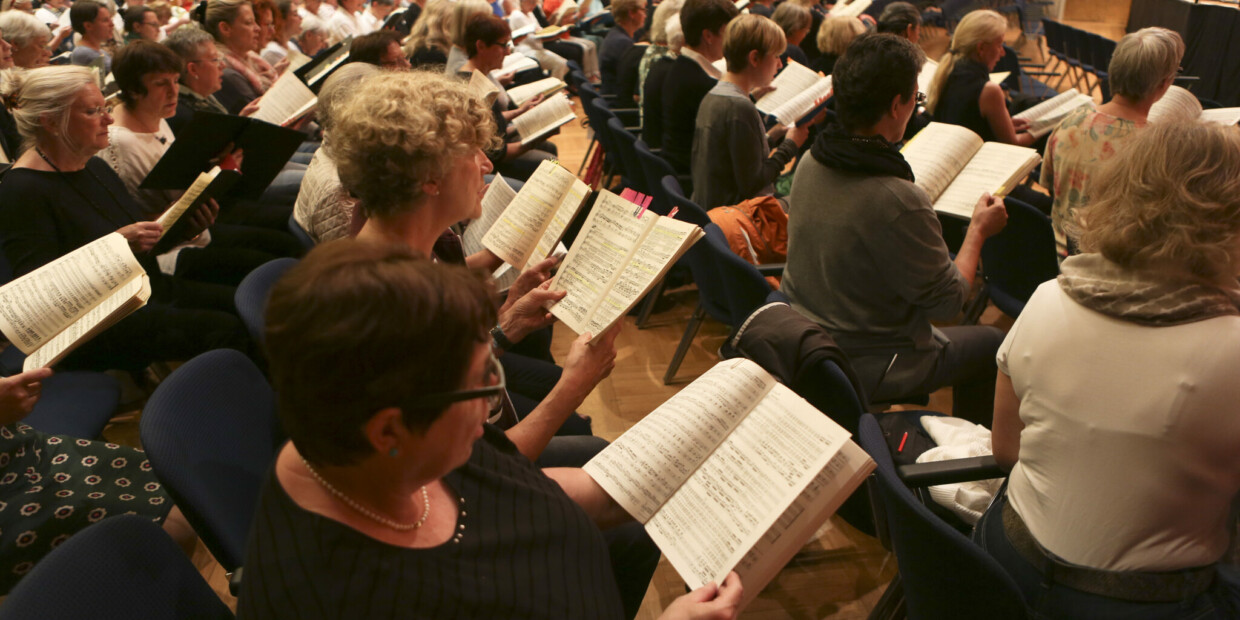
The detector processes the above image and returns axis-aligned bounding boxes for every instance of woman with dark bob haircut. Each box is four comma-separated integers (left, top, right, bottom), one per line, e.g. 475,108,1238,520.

237,240,743,619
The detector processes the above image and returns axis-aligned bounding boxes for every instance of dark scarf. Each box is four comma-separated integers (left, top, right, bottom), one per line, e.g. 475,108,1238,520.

809,122,915,182
1058,254,1240,326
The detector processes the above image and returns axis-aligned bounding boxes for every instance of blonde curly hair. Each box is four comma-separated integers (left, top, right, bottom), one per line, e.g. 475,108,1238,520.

330,71,499,217
1076,120,1240,282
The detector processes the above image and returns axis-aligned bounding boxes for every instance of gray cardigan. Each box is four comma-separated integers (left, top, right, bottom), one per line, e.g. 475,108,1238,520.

780,152,970,352
690,81,798,210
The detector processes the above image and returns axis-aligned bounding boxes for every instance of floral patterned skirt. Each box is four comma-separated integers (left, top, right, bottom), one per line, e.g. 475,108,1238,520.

0,423,172,593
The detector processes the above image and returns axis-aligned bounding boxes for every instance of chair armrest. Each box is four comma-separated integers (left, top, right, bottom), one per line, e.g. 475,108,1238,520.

756,262,785,276
228,566,244,596
898,455,1006,488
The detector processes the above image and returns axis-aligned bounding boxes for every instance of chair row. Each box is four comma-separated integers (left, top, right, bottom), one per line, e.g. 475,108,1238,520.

1042,18,1117,100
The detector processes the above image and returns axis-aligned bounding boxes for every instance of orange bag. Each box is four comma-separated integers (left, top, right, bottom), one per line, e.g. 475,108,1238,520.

708,196,788,288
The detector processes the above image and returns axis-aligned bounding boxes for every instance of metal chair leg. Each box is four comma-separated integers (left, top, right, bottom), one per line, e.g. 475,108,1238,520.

634,277,667,329
663,303,706,385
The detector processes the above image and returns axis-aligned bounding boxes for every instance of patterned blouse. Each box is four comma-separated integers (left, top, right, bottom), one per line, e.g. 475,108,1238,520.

1040,107,1140,257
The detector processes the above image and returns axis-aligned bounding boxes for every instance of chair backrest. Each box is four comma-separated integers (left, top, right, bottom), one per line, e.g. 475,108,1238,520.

234,257,299,345
700,223,773,326
287,212,315,251
140,349,278,571
585,96,620,168
0,515,234,620
633,140,676,215
660,175,711,227
979,197,1058,318
606,116,646,193
858,414,1027,620
1070,27,1093,70
21,371,119,438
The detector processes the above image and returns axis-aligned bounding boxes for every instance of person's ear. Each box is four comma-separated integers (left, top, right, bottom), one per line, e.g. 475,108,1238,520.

362,406,412,458
422,178,440,197
218,19,232,39
37,112,57,137
888,91,906,119
748,48,760,69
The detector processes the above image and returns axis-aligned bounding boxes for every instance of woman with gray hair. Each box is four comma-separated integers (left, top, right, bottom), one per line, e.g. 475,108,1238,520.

980,119,1240,618
291,62,379,243
771,2,810,67
0,11,59,69
1041,27,1185,257
292,13,328,57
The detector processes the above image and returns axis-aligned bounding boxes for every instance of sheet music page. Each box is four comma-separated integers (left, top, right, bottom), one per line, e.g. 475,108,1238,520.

23,276,149,370
286,49,313,72
989,71,1010,84
582,216,699,336
901,122,983,203
468,70,502,105
491,53,540,78
462,175,516,256
0,233,144,355
1148,85,1202,124
481,160,577,268
933,141,1040,219
828,0,870,17
646,378,851,589
755,62,823,117
546,191,651,334
252,71,317,125
529,177,590,265
727,441,873,607
1199,107,1240,126
507,76,566,107
771,76,832,127
513,93,577,144
154,168,219,239
1013,89,1095,138
584,358,777,523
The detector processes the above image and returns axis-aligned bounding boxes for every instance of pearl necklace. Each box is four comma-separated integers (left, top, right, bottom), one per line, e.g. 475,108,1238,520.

301,456,430,531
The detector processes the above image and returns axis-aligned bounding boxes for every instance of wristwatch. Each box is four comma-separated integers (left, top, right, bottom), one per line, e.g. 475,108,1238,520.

490,324,515,351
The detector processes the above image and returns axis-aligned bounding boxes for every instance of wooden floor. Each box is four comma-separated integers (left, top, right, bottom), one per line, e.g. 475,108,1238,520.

91,12,1101,619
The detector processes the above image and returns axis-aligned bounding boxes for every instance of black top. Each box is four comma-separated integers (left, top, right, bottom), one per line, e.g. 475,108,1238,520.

933,57,995,141
615,44,646,104
409,45,448,69
599,27,634,95
781,44,810,70
0,106,19,162
216,68,262,115
750,3,773,17
659,55,716,173
237,425,624,620
810,52,840,77
641,55,674,150
0,158,161,277
798,8,824,64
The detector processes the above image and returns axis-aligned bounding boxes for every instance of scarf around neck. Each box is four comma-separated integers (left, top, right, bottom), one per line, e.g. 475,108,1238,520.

809,122,915,182
1058,253,1240,326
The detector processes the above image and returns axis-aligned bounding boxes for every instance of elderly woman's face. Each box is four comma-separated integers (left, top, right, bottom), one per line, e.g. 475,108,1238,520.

135,10,162,41
440,148,493,223
12,33,51,68
379,41,411,71
410,343,496,474
256,8,275,48
134,71,180,119
476,36,510,73
301,28,326,55
222,4,260,52
0,30,13,70
60,85,113,155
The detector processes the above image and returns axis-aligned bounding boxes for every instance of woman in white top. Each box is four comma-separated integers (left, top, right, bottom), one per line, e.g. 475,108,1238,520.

101,40,299,285
326,0,364,43
977,120,1240,618
260,0,301,65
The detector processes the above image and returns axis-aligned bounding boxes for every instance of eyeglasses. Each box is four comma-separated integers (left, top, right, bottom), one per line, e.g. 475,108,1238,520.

189,55,225,66
915,91,926,106
78,105,110,118
403,352,506,414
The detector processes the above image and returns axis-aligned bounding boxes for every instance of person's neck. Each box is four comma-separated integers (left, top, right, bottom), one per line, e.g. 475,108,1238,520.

183,78,215,98
722,71,753,94
224,41,250,58
356,205,445,258
686,44,719,63
620,20,639,38
32,139,93,171
853,120,902,145
1098,94,1152,125
80,35,103,51
288,445,437,529
462,59,492,75
114,104,163,134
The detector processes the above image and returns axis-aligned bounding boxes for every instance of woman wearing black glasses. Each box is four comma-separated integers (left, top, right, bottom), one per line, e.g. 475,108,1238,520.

240,239,743,620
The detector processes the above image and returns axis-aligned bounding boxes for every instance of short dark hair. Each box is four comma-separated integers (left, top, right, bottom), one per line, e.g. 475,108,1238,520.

832,33,921,131
69,0,104,35
349,30,403,65
463,13,510,59
876,2,920,36
680,0,738,48
113,40,185,106
123,6,156,34
265,240,498,467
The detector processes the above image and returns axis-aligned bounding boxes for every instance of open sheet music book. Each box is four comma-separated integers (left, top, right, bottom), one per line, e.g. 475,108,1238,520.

547,190,703,340
756,61,831,128
828,0,871,17
492,53,540,79
549,0,578,24
286,49,313,72
481,160,590,270
902,122,1042,220
463,174,566,290
584,358,875,607
1149,86,1240,126
297,37,352,90
534,25,569,39
512,93,577,144
1012,88,1095,138
0,234,151,371
154,166,241,241
250,71,318,126
467,69,502,104
507,76,568,108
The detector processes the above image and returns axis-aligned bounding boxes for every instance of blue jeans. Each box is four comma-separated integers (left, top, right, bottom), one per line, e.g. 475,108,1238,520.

973,491,1240,619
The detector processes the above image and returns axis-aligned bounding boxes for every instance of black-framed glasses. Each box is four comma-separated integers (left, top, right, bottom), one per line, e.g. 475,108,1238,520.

915,91,927,106
403,352,506,413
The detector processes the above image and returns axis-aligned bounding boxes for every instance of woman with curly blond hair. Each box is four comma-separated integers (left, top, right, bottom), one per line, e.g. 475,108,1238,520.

979,120,1240,618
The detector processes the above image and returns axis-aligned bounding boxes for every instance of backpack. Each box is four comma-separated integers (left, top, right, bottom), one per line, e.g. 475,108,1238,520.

707,196,788,288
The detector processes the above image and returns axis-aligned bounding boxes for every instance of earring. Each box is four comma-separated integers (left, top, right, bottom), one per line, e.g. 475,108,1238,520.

388,447,399,457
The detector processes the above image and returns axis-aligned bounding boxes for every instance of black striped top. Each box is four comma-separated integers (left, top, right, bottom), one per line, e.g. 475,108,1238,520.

238,425,624,619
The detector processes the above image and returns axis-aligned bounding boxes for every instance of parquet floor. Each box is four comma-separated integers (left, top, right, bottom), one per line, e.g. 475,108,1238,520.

88,13,1098,618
